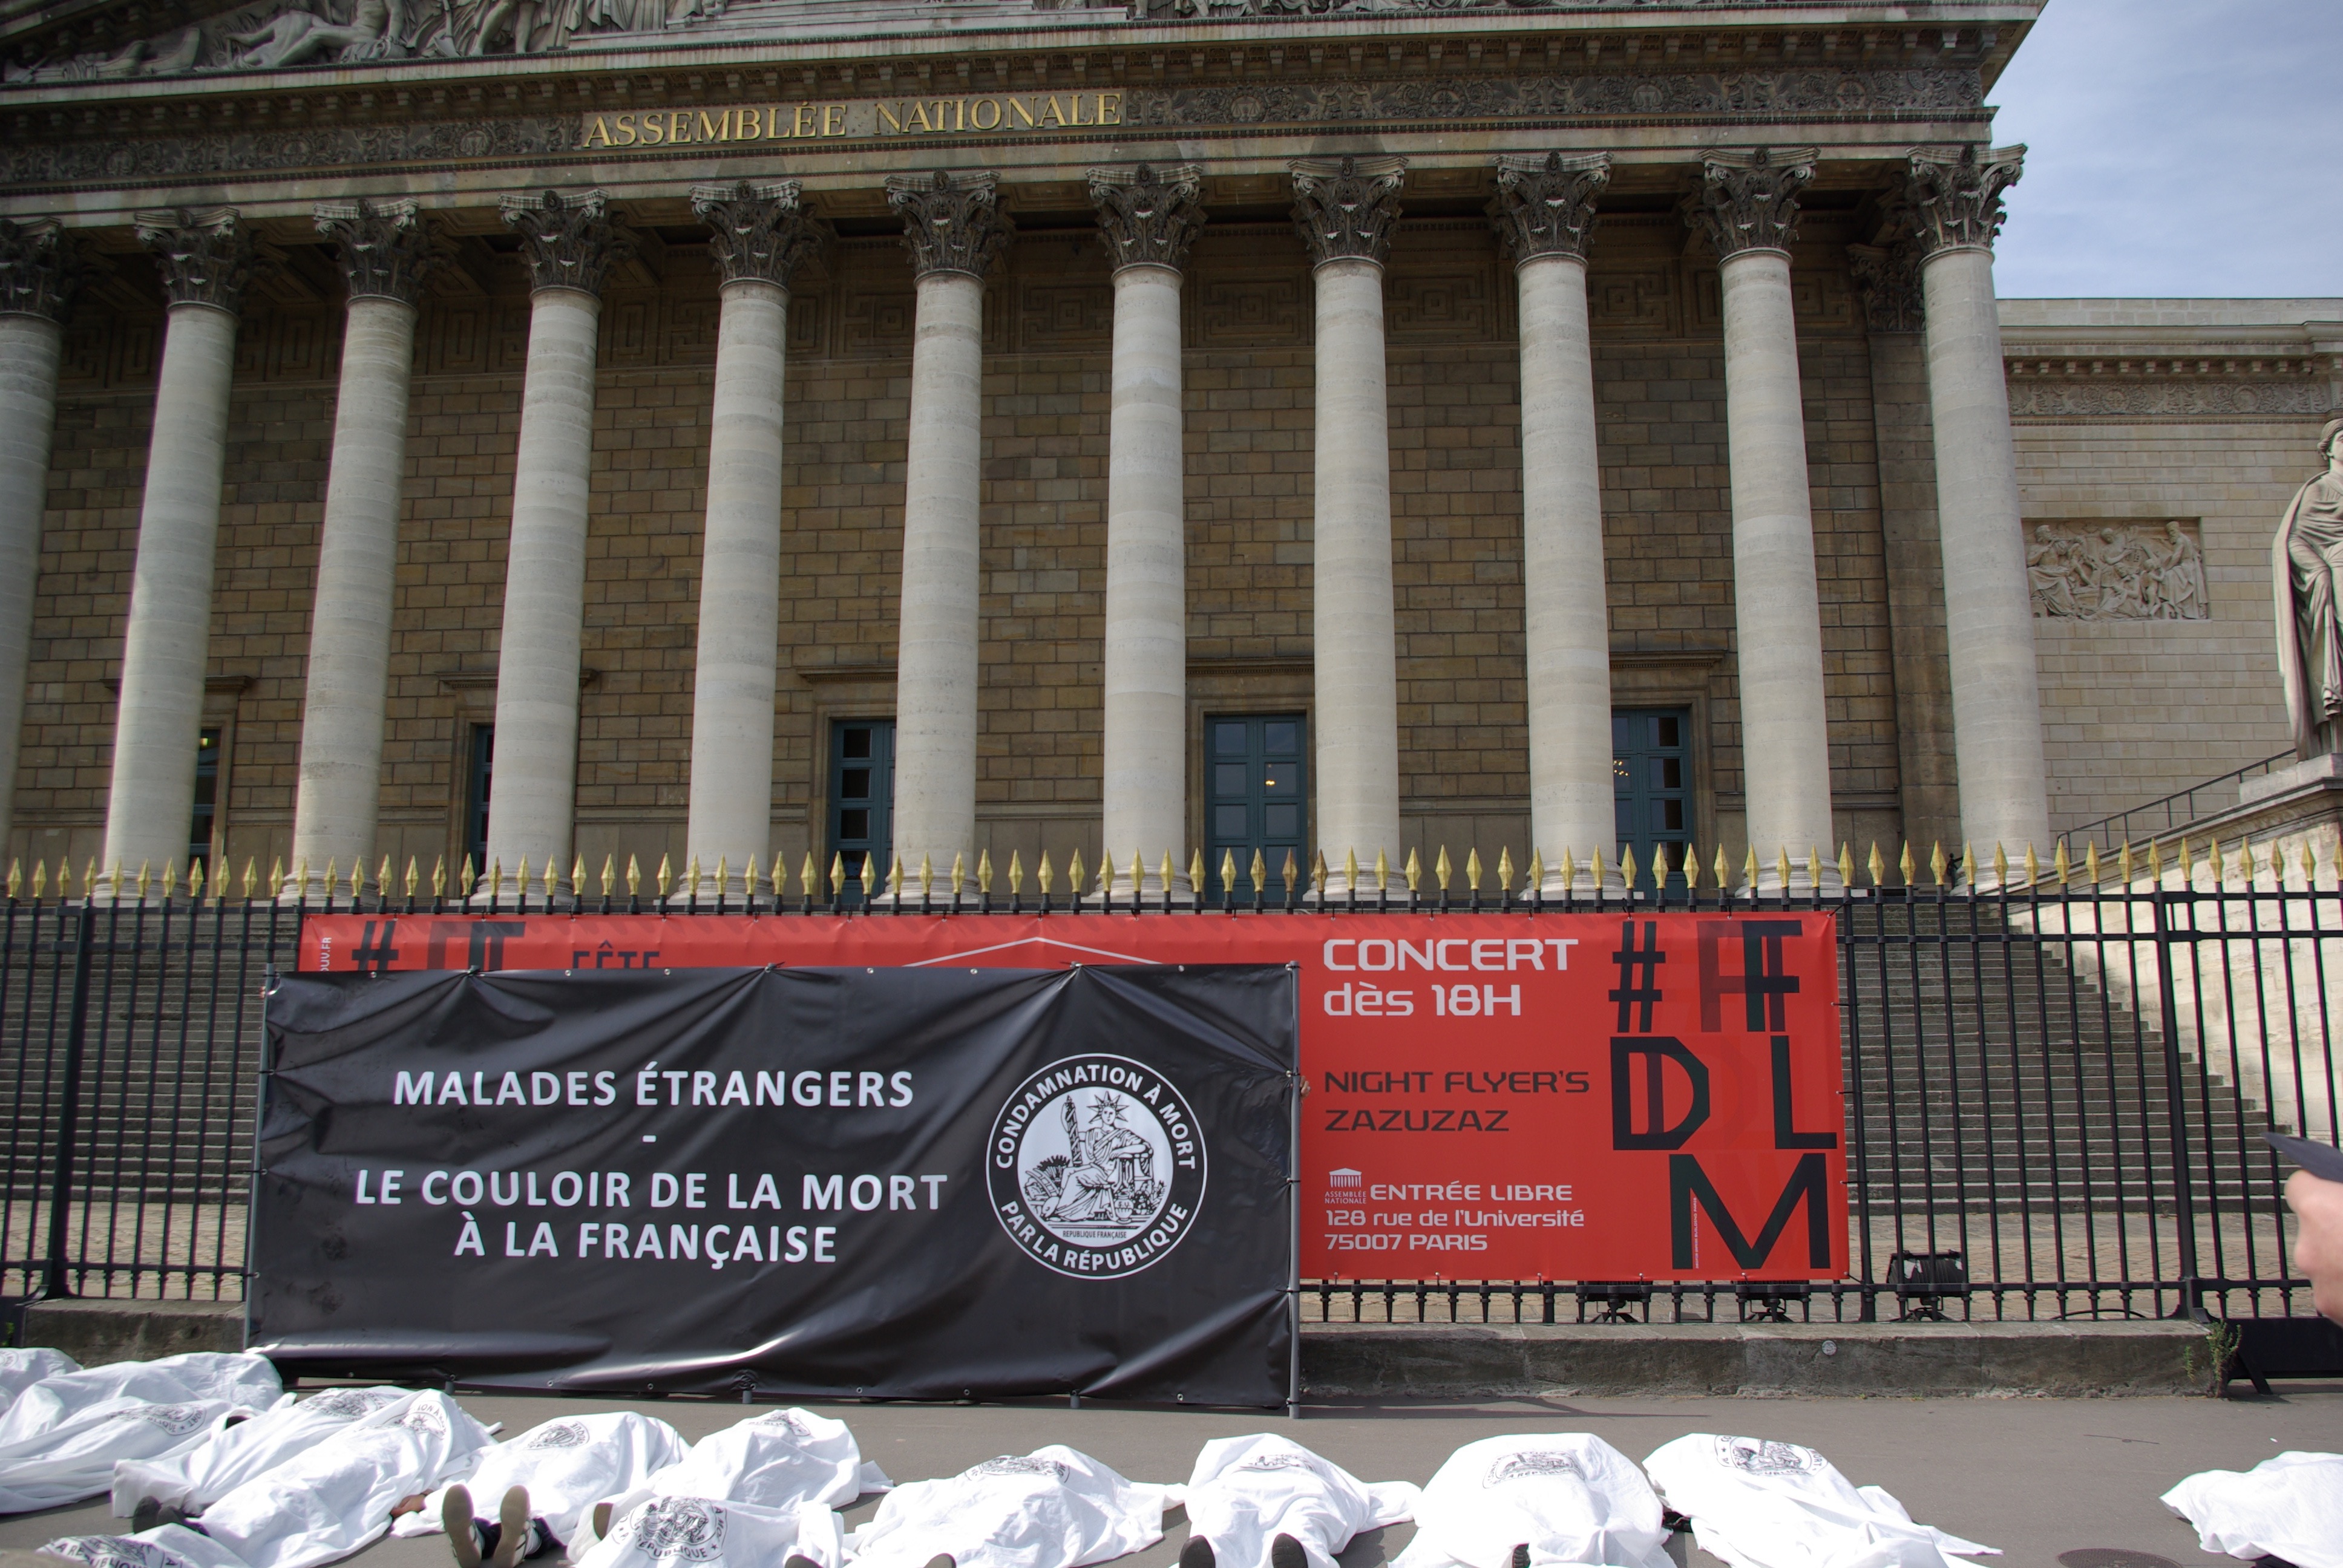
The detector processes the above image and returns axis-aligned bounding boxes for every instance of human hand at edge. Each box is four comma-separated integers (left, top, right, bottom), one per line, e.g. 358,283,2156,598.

2286,1168,2343,1325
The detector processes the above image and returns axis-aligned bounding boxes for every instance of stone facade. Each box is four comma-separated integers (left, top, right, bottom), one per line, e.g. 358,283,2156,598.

0,0,2332,886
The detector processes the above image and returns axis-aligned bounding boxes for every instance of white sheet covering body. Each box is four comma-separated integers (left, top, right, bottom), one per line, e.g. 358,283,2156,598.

1182,1436,1416,1568
113,1388,408,1518
2160,1450,2343,1568
185,1390,494,1568
0,1348,77,1414
1394,1434,1670,1568
579,1406,886,1550
0,1354,279,1446
1641,1436,1995,1568
45,1521,260,1568
848,1446,1178,1568
391,1411,689,1546
0,1398,250,1514
572,1497,847,1568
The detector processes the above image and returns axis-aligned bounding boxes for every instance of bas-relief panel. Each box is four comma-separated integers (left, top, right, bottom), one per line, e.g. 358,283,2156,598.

2027,520,2208,623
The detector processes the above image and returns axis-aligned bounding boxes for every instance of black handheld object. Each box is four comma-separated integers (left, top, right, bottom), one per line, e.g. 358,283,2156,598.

2266,1131,2343,1184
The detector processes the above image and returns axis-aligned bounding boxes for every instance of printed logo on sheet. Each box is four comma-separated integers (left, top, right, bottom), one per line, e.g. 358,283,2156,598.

987,1054,1205,1281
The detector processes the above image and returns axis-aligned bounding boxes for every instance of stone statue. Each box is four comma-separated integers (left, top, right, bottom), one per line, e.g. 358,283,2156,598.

2274,417,2343,758
224,0,407,68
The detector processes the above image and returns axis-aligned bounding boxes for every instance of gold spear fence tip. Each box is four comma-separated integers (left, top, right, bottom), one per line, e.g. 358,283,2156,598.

2304,841,2319,887
920,854,935,896
1405,847,1423,892
107,861,122,900
136,860,151,901
1898,841,1915,887
52,860,67,897
1344,847,1360,890
460,855,476,895
1526,848,1545,889
2148,838,2164,881
5,858,19,899
1496,846,1515,891
322,858,336,897
711,855,725,895
629,854,645,897
828,852,846,895
1776,846,1792,890
1841,843,1857,888
237,858,254,900
1928,842,1947,887
886,854,903,897
952,852,968,896
687,855,702,894
1037,851,1057,895
1435,846,1453,891
1188,848,1205,892
162,860,179,900
1279,849,1297,892
2083,841,2099,886
1064,848,1083,893
2115,841,2131,884
353,858,368,898
862,853,880,897
2245,838,2261,883
1590,846,1605,887
516,856,531,901
1868,842,1887,889
1375,848,1391,892
1158,850,1173,893
798,852,816,897
568,855,585,895
1618,844,1637,891
543,856,559,899
1216,848,1235,895
28,860,44,899
1679,844,1699,891
600,855,615,898
654,854,671,897
381,855,396,895
1008,851,1025,895
1808,846,1823,889
2051,840,2069,886
188,859,206,901
1466,848,1483,892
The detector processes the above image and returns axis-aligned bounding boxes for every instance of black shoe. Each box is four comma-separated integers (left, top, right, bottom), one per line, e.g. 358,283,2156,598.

1510,1547,1529,1568
443,1486,480,1568
1270,1535,1306,1568
1180,1540,1215,1568
133,1498,165,1535
785,1557,822,1568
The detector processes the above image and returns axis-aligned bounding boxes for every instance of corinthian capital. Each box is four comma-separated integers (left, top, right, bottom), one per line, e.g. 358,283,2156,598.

1684,147,1817,258
134,207,254,313
1290,155,1404,267
885,171,1012,281
0,218,81,322
1088,164,1205,273
1848,240,1925,333
500,189,626,298
313,198,439,307
1908,144,2025,256
692,181,828,290
1488,151,1610,263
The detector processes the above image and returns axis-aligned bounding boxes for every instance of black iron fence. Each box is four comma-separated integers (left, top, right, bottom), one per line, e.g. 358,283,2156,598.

2,848,2336,1328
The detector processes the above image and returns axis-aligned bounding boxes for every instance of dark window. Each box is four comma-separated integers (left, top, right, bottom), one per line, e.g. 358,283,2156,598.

464,725,493,874
827,719,895,904
1203,713,1306,898
1613,708,1694,883
188,728,221,872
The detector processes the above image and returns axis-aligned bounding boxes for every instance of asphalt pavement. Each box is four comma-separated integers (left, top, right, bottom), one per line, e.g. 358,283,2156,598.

3,1387,2337,1568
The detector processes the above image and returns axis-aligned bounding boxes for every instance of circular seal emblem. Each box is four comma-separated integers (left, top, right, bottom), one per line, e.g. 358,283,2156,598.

987,1054,1206,1280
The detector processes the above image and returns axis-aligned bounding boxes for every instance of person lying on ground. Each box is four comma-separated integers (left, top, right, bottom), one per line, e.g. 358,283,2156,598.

0,1356,279,1447
1392,1434,1671,1568
1641,1434,1994,1568
568,1408,885,1555
848,1446,1178,1568
0,1395,263,1515
388,1411,687,1568
2163,1449,2342,1568
1178,1435,1418,1568
45,1390,493,1568
114,1388,411,1522
0,1350,77,1419
572,1495,850,1568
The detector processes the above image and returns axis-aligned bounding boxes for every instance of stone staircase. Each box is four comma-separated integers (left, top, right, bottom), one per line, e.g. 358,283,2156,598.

1837,898,2282,1215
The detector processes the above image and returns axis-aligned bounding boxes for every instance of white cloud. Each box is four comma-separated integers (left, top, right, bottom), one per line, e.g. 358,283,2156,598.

1985,0,2343,298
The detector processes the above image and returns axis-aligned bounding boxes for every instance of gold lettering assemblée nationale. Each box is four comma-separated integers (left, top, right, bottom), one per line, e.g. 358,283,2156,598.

579,93,1126,148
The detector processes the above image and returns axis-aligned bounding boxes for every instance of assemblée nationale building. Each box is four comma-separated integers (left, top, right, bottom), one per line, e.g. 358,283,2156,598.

0,0,2331,899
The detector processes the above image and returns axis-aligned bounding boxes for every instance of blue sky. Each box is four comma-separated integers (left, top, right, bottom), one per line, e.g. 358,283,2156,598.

1986,0,2342,298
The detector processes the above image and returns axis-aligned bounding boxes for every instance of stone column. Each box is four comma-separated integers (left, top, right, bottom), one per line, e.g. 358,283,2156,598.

884,171,1011,883
285,200,437,897
1491,152,1614,885
0,220,79,852
1293,156,1404,892
483,190,623,894
1687,149,1837,884
1910,145,2050,858
1090,165,1204,897
1849,226,1962,854
683,181,825,897
101,209,253,883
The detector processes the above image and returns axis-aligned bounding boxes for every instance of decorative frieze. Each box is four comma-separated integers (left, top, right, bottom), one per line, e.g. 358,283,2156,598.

1909,143,2024,256
313,197,438,306
1488,151,1609,262
885,171,1012,281
1290,155,1404,267
0,218,80,322
1847,238,1924,333
2005,377,2332,420
691,181,827,290
1088,164,1205,274
1683,146,1814,257
133,207,254,312
2027,521,2207,622
500,188,624,297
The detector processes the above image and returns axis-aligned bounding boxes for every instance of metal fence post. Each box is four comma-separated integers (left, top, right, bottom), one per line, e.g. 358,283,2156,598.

2150,887,2203,1318
38,898,98,1299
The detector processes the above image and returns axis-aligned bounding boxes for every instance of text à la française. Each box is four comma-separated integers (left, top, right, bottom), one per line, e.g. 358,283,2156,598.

580,93,1127,149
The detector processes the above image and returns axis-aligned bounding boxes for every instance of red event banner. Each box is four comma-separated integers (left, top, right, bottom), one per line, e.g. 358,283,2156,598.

299,912,1846,1282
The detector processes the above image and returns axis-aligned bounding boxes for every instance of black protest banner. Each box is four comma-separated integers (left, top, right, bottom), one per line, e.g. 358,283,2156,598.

250,965,1297,1406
